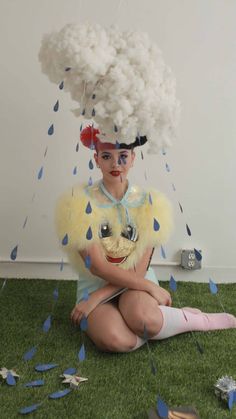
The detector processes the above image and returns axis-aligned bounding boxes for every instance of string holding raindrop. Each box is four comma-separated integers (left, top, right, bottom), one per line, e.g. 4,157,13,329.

153,218,160,231
89,159,94,170
85,201,92,214
62,234,68,246
59,81,64,90
48,124,54,135
186,223,192,236
91,108,96,117
76,143,79,152
73,166,77,175
37,166,44,180
172,183,176,191
53,100,59,112
86,226,92,240
141,151,144,160
44,147,48,157
144,170,148,180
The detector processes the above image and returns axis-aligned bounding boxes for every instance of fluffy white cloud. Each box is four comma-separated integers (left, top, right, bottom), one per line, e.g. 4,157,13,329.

39,22,181,153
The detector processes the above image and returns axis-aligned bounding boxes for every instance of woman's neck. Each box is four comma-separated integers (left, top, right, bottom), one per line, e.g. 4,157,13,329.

101,177,129,201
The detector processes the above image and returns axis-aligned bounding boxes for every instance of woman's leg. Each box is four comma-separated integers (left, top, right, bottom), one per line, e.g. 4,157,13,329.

118,290,236,340
118,290,163,338
85,301,145,352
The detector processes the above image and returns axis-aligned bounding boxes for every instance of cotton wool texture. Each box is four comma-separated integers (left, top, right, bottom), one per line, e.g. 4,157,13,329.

39,22,181,153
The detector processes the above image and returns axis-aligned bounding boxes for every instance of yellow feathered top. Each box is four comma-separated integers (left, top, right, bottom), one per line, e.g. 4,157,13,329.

55,180,173,279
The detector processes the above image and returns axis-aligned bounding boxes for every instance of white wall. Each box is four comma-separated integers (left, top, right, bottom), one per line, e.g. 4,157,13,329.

0,0,236,283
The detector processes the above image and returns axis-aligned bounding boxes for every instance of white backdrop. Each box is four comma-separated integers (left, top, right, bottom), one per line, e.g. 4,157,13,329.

0,0,236,282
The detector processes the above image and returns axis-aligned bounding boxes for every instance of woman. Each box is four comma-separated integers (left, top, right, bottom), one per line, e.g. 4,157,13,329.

56,126,236,353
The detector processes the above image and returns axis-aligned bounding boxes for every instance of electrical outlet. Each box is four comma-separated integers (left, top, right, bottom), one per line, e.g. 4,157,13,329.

181,249,202,270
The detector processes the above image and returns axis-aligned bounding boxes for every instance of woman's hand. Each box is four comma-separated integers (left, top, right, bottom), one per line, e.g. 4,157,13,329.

146,281,172,306
71,299,97,325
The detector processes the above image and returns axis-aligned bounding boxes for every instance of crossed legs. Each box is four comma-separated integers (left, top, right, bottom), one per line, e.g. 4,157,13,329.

85,290,163,352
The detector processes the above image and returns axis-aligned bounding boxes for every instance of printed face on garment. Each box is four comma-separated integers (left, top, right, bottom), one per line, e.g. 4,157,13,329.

94,148,136,184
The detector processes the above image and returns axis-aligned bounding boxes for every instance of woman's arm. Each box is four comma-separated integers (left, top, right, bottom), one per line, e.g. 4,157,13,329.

79,243,171,305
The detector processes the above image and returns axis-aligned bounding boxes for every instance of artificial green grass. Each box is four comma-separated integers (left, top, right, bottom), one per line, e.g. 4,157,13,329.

0,278,235,419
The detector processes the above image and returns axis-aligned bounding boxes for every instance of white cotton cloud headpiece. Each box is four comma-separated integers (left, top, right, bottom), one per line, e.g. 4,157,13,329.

38,22,181,153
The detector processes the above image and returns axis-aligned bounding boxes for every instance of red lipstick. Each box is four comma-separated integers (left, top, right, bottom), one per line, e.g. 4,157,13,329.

110,171,121,177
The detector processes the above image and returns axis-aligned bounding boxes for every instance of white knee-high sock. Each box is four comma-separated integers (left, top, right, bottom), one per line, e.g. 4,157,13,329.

150,306,236,340
128,335,146,351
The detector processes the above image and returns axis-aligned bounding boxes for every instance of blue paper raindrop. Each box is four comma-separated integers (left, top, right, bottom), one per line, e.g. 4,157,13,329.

149,193,152,205
23,216,28,228
49,388,71,399
78,343,86,362
65,67,71,72
143,324,149,341
153,218,160,232
35,363,58,372
53,100,59,112
165,163,170,172
85,201,92,214
157,397,169,418
81,108,86,116
228,391,235,410
37,166,44,180
80,123,83,131
186,224,192,236
209,278,218,295
76,143,79,152
162,149,166,155
73,166,77,175
92,108,96,117
88,176,93,186
172,183,176,191
6,372,16,386
85,255,91,269
42,315,52,333
194,248,202,261
19,403,41,415
60,259,64,271
114,124,118,132
82,288,89,301
92,93,96,99
53,287,59,301
24,379,44,387
179,202,183,213
48,124,54,135
23,346,37,361
80,316,88,331
44,147,48,157
86,227,92,240
161,245,166,259
63,367,76,375
89,159,94,170
169,275,177,292
141,151,144,160
62,234,68,246
59,81,64,90
115,141,120,149
10,245,18,261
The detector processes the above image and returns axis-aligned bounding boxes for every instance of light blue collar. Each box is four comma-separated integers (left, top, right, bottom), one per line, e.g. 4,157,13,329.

99,180,132,224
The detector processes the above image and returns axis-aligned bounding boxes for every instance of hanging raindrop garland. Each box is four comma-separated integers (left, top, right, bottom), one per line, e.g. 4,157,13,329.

3,62,235,415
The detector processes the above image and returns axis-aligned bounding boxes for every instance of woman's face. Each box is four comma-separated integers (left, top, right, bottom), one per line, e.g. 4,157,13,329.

94,148,135,182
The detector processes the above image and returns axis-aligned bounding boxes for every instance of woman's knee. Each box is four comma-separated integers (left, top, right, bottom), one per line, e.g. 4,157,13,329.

122,304,163,337
92,329,136,353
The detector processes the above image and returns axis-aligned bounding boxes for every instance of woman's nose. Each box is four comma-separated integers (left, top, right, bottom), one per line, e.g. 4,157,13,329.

111,157,121,167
